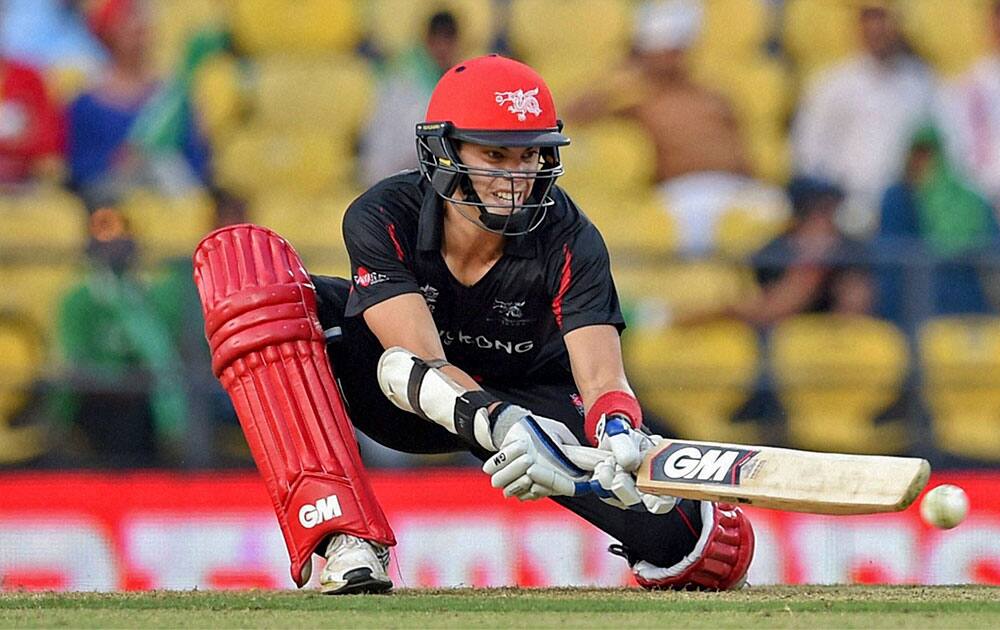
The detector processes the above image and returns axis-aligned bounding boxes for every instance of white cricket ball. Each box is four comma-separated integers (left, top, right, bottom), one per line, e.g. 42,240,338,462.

920,484,969,529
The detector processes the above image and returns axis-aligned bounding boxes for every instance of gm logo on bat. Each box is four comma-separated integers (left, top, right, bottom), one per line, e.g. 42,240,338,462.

650,442,760,485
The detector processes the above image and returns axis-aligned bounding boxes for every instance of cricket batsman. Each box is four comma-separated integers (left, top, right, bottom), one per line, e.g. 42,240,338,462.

193,54,754,594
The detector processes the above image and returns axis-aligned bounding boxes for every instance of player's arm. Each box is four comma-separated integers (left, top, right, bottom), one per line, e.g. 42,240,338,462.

377,343,592,500
564,323,632,409
563,324,676,514
363,293,480,392
343,200,482,393
564,323,650,470
367,294,590,501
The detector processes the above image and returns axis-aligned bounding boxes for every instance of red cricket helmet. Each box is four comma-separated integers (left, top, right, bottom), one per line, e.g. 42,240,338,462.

415,55,570,236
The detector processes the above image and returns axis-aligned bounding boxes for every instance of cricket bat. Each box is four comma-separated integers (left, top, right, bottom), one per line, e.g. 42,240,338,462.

564,440,930,515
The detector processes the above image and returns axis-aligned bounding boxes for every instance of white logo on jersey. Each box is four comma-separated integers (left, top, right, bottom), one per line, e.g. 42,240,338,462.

298,494,343,529
439,329,534,354
421,284,439,312
353,266,389,288
495,88,542,122
492,299,525,319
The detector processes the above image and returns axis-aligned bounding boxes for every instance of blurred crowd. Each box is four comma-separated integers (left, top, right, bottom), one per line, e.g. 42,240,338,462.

0,0,998,470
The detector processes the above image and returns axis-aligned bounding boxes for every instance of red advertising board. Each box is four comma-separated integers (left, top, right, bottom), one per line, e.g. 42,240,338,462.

0,470,997,591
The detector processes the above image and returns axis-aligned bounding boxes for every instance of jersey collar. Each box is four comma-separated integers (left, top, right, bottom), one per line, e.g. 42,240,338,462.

416,185,539,258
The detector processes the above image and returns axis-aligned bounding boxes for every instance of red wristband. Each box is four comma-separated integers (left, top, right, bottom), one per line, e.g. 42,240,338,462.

584,390,643,446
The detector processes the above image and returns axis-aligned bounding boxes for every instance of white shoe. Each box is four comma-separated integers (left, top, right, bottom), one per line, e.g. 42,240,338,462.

319,534,392,595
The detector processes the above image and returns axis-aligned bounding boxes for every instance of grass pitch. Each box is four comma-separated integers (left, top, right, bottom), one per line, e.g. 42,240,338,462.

2,586,998,629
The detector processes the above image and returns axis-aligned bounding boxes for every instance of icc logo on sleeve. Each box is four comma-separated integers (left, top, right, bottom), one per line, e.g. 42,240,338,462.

353,267,389,288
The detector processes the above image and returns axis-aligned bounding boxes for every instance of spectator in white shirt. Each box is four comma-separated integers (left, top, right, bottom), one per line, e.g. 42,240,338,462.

935,1,1000,208
791,1,934,238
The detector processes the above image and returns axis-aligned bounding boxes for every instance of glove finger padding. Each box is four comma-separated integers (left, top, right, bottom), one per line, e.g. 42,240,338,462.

593,458,678,515
597,417,660,472
525,462,579,497
482,414,589,501
485,441,532,489
606,431,644,472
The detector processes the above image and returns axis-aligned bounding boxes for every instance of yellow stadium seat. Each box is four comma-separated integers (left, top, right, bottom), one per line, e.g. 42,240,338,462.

231,0,363,55
0,264,81,336
250,189,360,276
920,316,1000,461
771,314,910,453
558,118,656,194
575,190,678,256
251,55,375,137
509,0,632,64
509,0,632,98
614,261,753,321
192,53,244,144
216,125,353,197
531,56,626,103
699,56,793,133
693,0,772,67
900,0,992,77
714,199,791,260
746,124,792,185
148,0,230,75
0,315,47,464
623,320,761,442
365,0,496,59
783,0,862,84
121,190,215,261
0,187,87,255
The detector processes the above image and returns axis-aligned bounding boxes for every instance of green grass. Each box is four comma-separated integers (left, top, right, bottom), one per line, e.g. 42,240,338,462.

2,586,998,629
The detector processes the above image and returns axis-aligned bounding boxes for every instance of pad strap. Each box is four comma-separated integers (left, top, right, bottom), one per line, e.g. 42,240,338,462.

406,356,451,421
455,390,500,446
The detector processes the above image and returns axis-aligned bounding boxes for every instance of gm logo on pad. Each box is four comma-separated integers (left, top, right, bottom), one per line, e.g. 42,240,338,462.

650,443,759,485
298,494,343,529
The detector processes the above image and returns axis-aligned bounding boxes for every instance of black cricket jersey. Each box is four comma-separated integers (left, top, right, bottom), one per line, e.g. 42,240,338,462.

341,170,625,385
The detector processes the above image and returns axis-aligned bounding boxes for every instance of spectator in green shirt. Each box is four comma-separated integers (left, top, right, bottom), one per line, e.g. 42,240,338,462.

56,206,186,467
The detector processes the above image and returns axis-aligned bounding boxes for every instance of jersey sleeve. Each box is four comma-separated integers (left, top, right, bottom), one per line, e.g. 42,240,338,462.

547,222,625,334
342,201,421,317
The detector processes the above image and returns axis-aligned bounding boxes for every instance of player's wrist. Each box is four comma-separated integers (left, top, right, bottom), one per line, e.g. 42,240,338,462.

453,389,502,450
487,402,531,448
584,390,643,446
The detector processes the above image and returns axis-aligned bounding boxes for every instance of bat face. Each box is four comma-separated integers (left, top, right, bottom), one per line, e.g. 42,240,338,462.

645,442,761,486
635,440,931,515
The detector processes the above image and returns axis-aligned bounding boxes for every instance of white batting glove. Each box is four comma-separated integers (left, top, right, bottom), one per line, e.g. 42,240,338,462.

482,405,590,501
595,415,657,472
591,456,677,515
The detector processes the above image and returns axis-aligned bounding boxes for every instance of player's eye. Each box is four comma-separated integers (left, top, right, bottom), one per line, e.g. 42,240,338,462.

521,149,539,161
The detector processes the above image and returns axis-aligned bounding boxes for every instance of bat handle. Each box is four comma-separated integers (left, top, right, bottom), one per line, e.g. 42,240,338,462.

564,445,646,504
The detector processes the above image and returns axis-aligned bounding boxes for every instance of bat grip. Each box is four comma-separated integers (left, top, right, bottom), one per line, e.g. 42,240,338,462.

565,445,622,500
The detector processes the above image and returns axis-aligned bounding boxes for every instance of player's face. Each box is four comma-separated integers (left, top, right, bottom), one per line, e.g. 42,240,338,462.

456,143,542,214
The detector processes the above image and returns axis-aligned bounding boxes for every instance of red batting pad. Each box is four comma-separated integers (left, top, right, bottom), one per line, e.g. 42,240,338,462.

193,224,394,587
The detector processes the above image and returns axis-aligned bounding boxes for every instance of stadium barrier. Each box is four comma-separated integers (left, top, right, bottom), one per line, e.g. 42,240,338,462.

0,470,997,591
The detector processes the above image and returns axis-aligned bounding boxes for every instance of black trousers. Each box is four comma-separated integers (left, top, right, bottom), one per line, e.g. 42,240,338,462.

312,275,701,568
